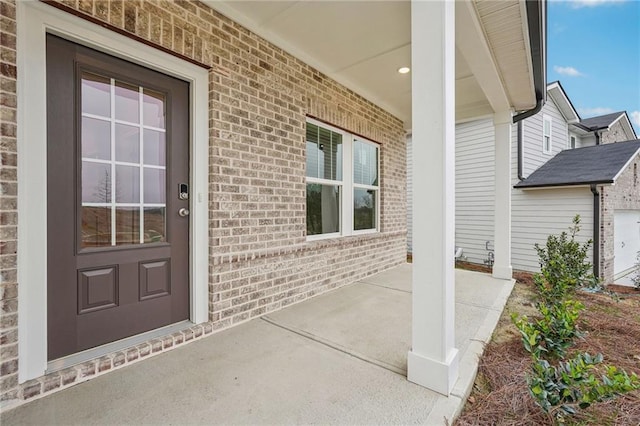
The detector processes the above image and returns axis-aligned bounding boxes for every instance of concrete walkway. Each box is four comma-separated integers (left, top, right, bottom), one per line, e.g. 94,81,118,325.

1,264,514,425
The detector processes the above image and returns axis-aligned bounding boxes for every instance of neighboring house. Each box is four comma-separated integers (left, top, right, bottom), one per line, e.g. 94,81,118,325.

409,81,638,284
515,140,640,284
1,0,544,407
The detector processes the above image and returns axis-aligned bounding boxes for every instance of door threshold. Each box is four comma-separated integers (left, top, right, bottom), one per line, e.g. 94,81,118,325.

47,321,192,374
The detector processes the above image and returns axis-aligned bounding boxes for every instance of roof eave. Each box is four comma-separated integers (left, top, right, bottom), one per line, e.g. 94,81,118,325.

514,180,615,190
512,0,546,123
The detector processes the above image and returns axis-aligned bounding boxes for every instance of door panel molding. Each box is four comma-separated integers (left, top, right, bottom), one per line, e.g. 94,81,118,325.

17,1,209,383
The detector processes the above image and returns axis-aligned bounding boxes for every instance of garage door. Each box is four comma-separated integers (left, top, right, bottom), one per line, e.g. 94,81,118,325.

614,210,640,280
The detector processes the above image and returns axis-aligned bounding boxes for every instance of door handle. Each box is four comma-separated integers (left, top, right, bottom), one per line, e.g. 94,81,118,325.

178,208,190,217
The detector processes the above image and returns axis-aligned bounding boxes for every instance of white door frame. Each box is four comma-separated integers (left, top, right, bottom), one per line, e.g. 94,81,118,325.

17,1,209,382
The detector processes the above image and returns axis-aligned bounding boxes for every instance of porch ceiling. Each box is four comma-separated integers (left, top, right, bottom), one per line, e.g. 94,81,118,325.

204,0,538,130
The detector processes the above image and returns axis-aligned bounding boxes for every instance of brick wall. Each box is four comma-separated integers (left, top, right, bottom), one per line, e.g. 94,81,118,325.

598,121,637,284
600,152,640,283
1,0,406,405
600,120,630,144
0,0,18,404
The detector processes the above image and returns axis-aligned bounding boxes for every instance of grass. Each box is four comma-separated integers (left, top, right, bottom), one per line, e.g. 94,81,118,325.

454,271,640,426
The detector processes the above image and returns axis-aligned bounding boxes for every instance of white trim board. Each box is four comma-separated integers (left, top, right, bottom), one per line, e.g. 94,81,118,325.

17,1,210,383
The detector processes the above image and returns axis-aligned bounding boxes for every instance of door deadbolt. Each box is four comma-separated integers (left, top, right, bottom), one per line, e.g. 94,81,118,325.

179,183,189,200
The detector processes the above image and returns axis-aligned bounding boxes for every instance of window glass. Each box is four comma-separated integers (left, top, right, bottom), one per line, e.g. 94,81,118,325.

81,72,110,117
143,89,165,129
115,124,140,163
306,183,340,236
80,74,167,247
354,188,376,231
306,125,319,179
354,140,378,186
305,119,379,238
543,117,552,152
82,117,111,160
306,122,342,181
115,81,140,123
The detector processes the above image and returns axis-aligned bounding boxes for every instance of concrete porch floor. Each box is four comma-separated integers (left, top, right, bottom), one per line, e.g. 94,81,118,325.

2,264,514,425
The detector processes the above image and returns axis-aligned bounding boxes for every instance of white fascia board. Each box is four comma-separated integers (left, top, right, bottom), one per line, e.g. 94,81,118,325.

546,83,580,123
609,113,638,140
612,150,640,182
517,184,611,191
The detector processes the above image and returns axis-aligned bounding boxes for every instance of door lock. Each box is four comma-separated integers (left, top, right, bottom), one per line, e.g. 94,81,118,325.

179,183,189,200
178,208,190,217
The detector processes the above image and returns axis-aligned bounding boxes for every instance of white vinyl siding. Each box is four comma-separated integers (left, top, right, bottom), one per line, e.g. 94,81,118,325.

521,99,569,178
511,96,593,273
511,188,594,272
579,134,597,148
455,118,495,265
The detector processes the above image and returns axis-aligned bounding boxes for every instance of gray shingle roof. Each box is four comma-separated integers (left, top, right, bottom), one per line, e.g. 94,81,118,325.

577,111,625,130
515,140,640,189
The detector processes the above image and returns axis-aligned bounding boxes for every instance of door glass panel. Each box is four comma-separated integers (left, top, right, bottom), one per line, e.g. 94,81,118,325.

143,168,165,204
115,81,140,123
82,117,111,160
115,207,140,245
143,89,165,128
115,165,140,203
81,73,111,117
81,206,112,248
80,74,167,248
144,207,166,243
143,129,165,166
82,161,111,203
115,124,140,163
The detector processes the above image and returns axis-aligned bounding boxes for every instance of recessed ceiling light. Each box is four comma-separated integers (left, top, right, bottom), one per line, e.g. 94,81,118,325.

398,67,410,74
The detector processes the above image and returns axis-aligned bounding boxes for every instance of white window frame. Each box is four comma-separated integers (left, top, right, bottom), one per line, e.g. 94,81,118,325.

568,132,577,149
305,118,380,241
352,137,380,236
542,115,553,154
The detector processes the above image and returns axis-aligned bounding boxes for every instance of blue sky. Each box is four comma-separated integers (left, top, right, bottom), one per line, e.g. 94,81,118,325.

548,0,640,135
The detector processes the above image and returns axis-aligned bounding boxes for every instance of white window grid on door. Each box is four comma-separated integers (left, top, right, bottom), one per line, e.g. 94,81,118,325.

81,77,166,246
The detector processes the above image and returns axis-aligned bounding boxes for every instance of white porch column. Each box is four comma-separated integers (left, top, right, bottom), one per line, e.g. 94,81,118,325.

408,0,458,396
492,111,513,280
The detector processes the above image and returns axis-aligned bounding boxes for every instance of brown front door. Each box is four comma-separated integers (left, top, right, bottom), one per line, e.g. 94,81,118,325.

46,35,190,360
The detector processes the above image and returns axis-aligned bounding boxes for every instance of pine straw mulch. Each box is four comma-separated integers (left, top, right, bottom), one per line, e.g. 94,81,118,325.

455,272,640,426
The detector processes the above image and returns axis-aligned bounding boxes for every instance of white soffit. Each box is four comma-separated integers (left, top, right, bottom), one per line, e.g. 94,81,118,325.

205,1,538,129
473,0,536,111
547,83,580,124
205,0,412,127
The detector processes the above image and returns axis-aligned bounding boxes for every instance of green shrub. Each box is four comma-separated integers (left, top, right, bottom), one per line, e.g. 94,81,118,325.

512,215,640,423
527,353,640,419
533,215,594,305
512,299,584,360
